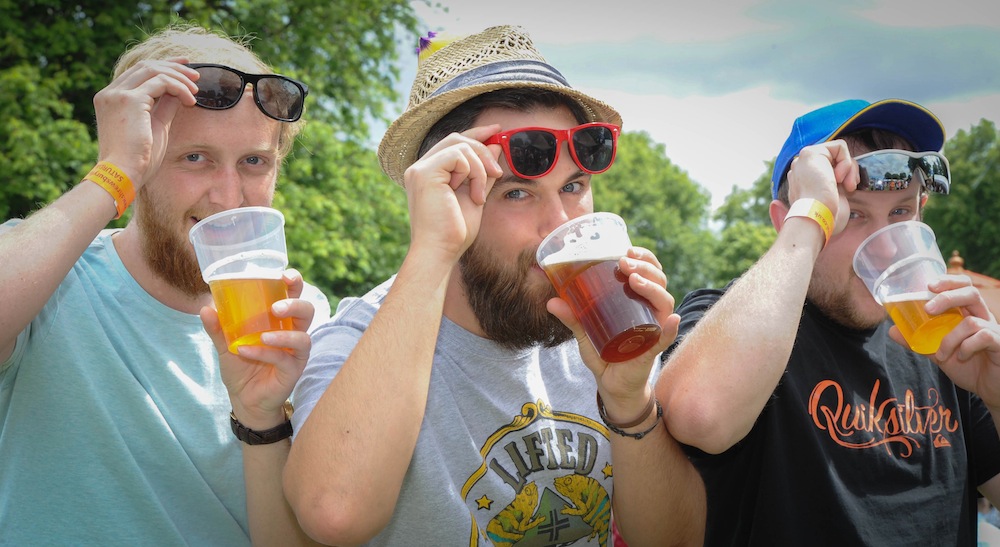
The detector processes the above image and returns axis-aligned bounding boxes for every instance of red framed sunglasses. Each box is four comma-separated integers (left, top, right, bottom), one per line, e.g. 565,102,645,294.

482,122,620,179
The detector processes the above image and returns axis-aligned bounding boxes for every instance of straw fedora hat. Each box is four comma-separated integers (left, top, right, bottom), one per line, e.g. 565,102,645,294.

377,25,623,186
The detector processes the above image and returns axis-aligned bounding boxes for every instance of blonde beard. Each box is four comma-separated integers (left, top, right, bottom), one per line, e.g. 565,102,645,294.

135,187,209,298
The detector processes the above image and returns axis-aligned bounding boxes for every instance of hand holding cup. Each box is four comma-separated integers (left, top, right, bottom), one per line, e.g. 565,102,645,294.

853,220,963,355
537,213,661,363
189,207,294,353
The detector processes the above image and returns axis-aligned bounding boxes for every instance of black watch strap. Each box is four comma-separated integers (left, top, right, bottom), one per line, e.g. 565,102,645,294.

230,404,293,445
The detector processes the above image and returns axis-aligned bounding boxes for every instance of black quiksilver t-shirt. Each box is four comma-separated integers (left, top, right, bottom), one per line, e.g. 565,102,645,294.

664,286,1000,546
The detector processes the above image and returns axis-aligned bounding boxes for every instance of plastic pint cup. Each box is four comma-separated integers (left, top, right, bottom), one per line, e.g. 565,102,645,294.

536,212,661,363
189,207,293,353
853,221,963,355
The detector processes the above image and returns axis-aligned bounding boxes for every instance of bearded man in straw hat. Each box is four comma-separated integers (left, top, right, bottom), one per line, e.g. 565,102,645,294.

285,25,705,546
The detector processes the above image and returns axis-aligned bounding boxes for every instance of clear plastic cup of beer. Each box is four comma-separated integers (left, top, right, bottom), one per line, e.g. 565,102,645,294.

536,212,661,363
853,220,963,354
189,207,293,353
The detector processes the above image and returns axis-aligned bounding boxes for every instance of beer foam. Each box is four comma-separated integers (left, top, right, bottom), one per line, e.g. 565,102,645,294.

881,291,934,304
538,221,631,267
207,268,283,282
540,248,622,267
202,249,287,281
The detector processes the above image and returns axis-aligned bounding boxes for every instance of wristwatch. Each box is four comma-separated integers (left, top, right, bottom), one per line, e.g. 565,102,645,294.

230,401,294,445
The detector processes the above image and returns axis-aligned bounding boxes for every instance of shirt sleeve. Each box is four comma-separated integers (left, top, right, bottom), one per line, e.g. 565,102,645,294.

290,295,372,439
969,392,1000,486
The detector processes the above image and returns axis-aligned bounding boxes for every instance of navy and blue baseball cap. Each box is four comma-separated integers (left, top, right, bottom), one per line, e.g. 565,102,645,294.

770,99,945,199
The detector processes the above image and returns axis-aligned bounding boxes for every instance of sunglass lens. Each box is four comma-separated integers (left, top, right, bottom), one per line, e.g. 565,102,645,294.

921,155,950,193
572,126,615,172
256,77,304,121
509,130,558,177
856,152,950,194
194,66,243,109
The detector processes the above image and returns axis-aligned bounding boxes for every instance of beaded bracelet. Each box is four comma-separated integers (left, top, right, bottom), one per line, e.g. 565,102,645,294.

596,392,662,440
83,161,135,219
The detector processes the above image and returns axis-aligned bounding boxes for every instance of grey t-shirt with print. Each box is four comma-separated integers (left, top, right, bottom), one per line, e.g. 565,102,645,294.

292,276,616,546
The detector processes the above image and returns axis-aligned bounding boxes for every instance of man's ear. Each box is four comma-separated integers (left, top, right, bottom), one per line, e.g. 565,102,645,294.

769,199,789,233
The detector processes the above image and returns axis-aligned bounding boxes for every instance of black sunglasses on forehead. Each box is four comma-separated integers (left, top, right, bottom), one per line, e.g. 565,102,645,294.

854,149,951,194
187,63,308,122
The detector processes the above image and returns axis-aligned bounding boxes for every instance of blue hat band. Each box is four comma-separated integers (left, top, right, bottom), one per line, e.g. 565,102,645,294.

430,60,570,98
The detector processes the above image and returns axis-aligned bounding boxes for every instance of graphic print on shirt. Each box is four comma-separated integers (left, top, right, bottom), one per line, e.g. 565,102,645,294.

808,379,961,457
462,400,613,546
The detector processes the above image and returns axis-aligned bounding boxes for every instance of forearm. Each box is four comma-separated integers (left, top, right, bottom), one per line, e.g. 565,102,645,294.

0,181,117,356
243,440,321,547
609,404,705,546
285,251,452,544
659,220,822,453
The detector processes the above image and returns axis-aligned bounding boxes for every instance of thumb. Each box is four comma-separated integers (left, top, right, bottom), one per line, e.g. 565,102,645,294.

152,94,184,122
199,306,231,355
886,324,912,351
546,298,601,363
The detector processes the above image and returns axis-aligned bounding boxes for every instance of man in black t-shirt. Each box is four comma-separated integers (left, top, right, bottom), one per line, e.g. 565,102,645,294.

656,99,1000,545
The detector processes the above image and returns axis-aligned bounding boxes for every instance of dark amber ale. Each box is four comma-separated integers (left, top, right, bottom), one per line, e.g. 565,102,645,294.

544,259,661,362
209,275,293,353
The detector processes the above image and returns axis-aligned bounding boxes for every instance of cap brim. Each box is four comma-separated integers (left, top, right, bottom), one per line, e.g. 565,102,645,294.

826,99,945,152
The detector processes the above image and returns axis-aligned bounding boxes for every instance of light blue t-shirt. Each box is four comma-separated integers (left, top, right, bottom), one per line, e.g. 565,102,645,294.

0,227,249,546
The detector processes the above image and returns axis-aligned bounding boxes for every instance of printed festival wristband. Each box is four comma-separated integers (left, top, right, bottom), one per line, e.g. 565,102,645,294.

83,161,135,219
784,198,833,248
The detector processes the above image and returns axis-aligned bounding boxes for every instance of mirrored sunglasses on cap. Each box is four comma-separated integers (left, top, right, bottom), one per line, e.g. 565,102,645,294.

855,149,950,194
482,123,620,179
188,63,308,122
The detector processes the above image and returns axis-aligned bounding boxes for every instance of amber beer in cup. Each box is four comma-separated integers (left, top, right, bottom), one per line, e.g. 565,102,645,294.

853,221,963,355
208,270,293,352
882,292,963,355
537,213,661,363
189,207,293,353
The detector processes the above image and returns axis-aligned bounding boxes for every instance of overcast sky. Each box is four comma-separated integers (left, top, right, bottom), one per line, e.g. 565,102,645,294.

386,0,1000,211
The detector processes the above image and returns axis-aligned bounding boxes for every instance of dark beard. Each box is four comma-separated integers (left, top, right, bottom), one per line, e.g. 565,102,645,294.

459,241,573,351
135,187,209,298
808,284,885,331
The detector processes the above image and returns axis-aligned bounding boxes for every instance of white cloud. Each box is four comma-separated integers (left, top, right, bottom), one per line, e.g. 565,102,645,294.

858,0,1000,28
399,0,1000,213
583,86,809,209
412,0,773,43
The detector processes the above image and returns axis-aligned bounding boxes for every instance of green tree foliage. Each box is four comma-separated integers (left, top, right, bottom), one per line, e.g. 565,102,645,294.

595,131,717,299
276,123,409,300
0,64,96,220
1,1,421,301
714,160,775,228
712,161,776,285
923,119,1000,279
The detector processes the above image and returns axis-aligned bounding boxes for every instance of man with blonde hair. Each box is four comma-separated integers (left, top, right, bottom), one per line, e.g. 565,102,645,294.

0,24,324,545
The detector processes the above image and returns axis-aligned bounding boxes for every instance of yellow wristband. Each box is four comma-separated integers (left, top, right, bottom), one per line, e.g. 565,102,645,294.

785,198,833,247
83,161,135,219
